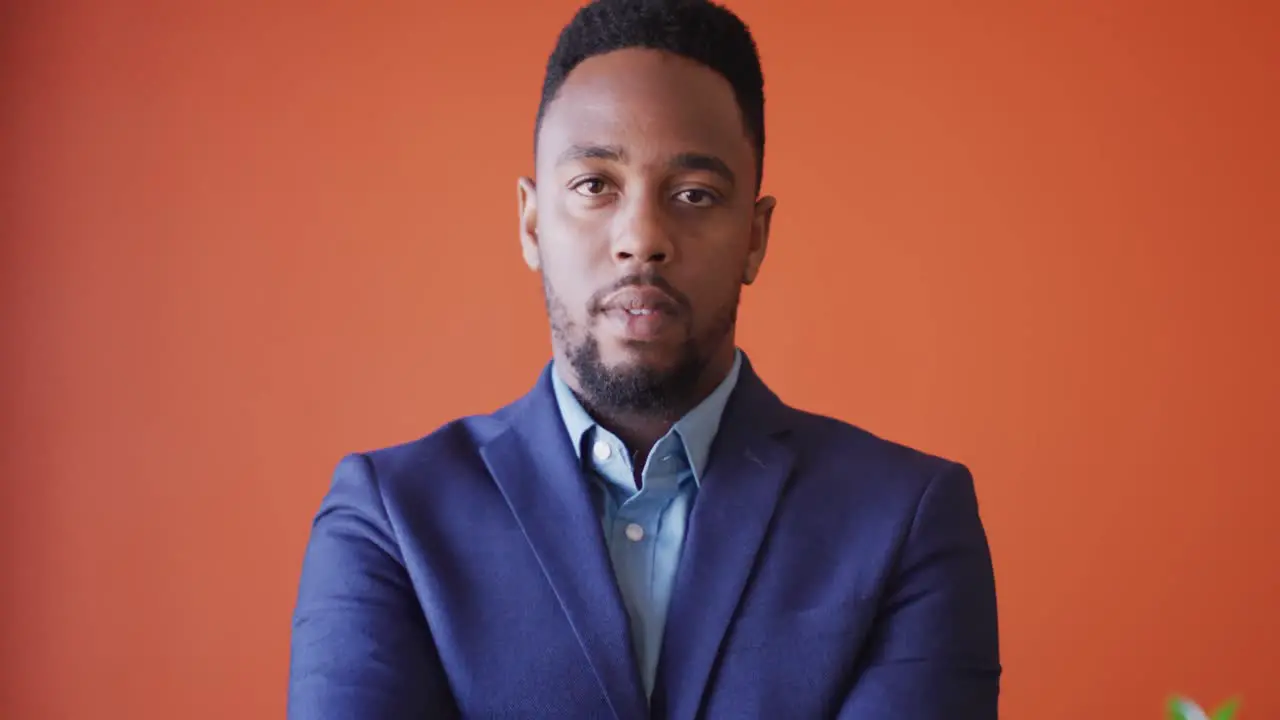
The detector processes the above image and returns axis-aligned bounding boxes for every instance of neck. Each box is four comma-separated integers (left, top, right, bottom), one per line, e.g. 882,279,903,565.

558,342,737,465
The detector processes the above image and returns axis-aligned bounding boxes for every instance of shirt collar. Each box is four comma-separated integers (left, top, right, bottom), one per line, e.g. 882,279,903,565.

550,349,743,485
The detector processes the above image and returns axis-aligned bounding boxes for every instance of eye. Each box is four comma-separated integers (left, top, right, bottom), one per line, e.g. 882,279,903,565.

676,188,719,206
571,177,611,196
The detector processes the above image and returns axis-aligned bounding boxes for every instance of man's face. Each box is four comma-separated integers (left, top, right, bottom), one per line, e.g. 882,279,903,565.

519,48,774,415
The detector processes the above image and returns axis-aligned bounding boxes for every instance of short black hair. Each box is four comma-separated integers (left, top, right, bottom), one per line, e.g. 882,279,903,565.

535,0,767,191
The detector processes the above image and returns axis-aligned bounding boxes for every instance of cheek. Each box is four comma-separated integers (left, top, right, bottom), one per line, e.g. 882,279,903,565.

541,247,593,300
540,205,611,270
540,251,598,324
681,233,750,289
538,210,612,305
676,270,736,323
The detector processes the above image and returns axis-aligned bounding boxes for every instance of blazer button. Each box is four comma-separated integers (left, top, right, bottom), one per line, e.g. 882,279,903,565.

625,523,645,542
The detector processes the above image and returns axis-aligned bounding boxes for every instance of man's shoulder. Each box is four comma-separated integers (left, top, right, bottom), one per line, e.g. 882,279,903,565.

781,403,967,490
350,409,506,480
765,405,982,542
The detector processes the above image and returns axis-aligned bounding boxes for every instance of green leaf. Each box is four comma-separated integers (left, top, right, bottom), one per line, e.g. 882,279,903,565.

1212,696,1241,720
1167,696,1189,720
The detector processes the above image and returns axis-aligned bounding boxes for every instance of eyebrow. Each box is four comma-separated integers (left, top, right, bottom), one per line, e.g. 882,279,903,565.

556,144,737,189
556,144,626,165
670,152,736,189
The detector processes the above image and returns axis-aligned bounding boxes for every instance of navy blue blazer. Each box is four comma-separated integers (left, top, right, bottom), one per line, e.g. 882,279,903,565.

288,355,1000,719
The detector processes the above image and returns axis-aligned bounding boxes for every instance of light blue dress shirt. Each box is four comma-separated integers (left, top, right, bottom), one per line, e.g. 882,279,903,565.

550,350,742,698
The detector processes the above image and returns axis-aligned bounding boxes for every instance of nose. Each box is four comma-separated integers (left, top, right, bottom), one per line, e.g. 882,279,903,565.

610,194,674,269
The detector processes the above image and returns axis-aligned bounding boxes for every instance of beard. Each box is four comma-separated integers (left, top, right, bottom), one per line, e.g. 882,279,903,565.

543,272,738,419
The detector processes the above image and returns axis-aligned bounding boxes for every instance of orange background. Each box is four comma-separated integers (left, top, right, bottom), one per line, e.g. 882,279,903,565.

3,1,1277,718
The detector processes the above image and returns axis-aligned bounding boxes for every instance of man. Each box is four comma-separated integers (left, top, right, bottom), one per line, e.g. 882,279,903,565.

288,0,1001,717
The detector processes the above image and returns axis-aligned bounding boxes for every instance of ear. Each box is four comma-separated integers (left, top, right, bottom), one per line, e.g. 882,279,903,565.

517,176,540,272
742,194,776,285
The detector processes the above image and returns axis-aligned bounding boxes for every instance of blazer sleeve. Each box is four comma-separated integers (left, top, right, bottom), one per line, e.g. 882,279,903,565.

837,462,1002,719
288,454,458,719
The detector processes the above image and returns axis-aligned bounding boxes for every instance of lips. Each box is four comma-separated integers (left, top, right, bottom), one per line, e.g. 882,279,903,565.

600,286,680,316
597,285,682,341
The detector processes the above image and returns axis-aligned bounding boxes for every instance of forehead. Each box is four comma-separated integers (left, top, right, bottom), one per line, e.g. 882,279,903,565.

537,48,754,174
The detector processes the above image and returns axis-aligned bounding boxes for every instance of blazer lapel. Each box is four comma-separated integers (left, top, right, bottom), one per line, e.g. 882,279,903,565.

651,359,797,720
479,365,648,720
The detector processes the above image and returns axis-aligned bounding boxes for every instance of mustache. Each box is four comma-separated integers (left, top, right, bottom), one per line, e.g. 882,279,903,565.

588,272,691,314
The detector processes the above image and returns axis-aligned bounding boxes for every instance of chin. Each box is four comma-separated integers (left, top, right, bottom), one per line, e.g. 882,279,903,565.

599,337,684,369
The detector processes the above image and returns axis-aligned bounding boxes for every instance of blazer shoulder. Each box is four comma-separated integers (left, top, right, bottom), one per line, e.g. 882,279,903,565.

342,410,508,492
787,407,967,486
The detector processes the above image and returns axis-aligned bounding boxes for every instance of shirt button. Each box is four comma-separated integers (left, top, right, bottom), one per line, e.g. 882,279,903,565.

592,441,613,462
624,523,645,542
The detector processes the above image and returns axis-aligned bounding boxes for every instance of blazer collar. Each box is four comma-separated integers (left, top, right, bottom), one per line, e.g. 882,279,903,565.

480,351,796,719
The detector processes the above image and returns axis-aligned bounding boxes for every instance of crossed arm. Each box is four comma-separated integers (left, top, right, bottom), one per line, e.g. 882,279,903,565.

837,463,1002,719
287,455,459,720
289,457,1000,719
